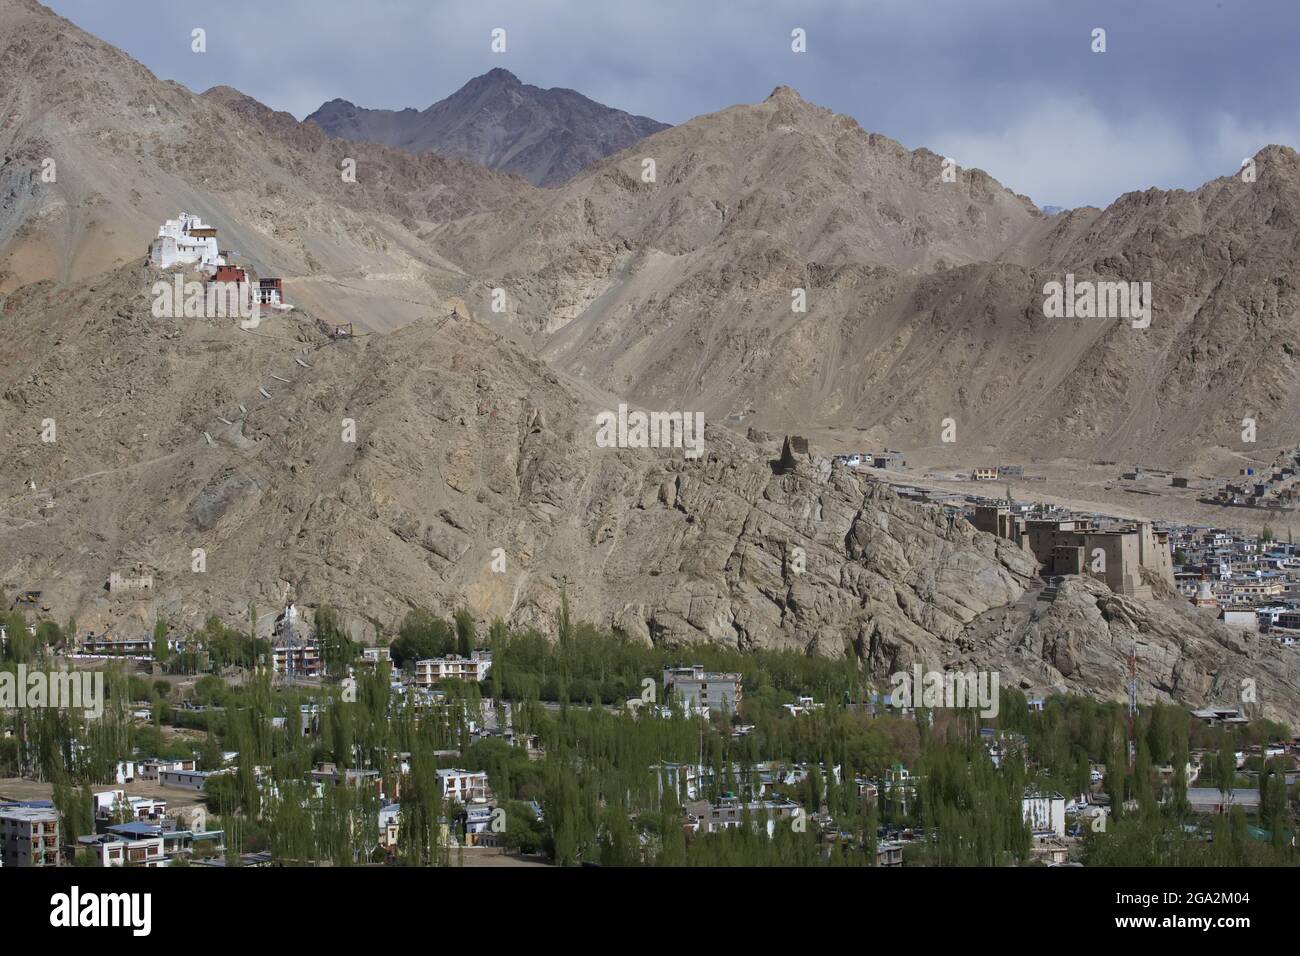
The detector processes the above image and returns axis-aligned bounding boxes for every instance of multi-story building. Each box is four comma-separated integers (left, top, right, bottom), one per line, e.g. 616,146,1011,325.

1225,576,1285,604
76,830,166,868
413,650,492,687
0,806,61,867
1022,790,1067,839
663,665,743,716
435,768,490,805
698,796,802,836
271,642,322,680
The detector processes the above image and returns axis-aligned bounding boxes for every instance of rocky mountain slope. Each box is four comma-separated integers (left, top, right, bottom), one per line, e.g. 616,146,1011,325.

306,68,669,187
7,0,1300,466
958,576,1300,726
6,260,1293,721
421,85,1300,466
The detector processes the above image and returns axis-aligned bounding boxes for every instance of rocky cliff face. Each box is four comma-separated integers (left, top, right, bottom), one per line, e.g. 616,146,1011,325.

306,69,669,187
0,261,1032,656
956,576,1300,724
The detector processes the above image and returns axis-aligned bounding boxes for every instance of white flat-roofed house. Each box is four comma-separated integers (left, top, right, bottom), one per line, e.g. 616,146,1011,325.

1023,790,1067,839
435,768,490,805
159,768,226,792
413,650,492,687
137,757,197,781
77,830,166,868
362,646,392,666
92,789,166,823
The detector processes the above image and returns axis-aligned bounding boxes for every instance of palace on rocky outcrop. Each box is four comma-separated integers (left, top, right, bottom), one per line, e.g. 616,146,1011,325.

974,504,1175,600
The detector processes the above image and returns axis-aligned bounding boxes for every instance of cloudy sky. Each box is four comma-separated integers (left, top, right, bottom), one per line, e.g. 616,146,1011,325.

44,0,1300,209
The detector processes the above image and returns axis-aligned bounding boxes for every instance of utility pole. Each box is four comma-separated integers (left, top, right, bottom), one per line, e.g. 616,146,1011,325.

1127,643,1138,770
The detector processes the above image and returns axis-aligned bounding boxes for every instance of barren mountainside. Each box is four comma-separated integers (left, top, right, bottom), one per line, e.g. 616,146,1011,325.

3,0,1300,721
4,261,1296,720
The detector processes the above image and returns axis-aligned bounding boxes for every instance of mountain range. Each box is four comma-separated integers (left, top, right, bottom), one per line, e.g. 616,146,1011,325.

3,0,1300,719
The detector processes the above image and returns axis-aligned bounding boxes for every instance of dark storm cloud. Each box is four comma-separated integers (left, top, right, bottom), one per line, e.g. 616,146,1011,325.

42,0,1300,208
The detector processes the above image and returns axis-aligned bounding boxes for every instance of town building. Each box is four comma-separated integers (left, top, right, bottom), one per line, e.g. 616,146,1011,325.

413,650,493,686
435,768,490,805
1022,790,1066,839
876,840,904,866
1187,788,1261,815
257,277,285,305
0,806,60,867
92,789,166,824
1190,706,1251,727
663,665,743,716
310,763,385,800
77,829,166,868
782,696,824,717
1220,608,1259,630
870,451,907,471
271,641,322,680
137,757,197,781
159,769,226,791
361,646,392,666
697,795,802,836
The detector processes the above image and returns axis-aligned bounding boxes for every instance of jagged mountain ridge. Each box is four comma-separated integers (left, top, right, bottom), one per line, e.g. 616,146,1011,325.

9,0,1299,464
306,68,670,187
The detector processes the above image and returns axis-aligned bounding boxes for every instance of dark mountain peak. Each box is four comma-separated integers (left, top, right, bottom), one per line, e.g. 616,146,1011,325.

309,71,669,186
767,85,804,102
478,67,521,86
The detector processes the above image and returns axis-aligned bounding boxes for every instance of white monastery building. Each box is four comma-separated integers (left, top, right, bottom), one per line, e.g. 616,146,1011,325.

149,213,224,270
